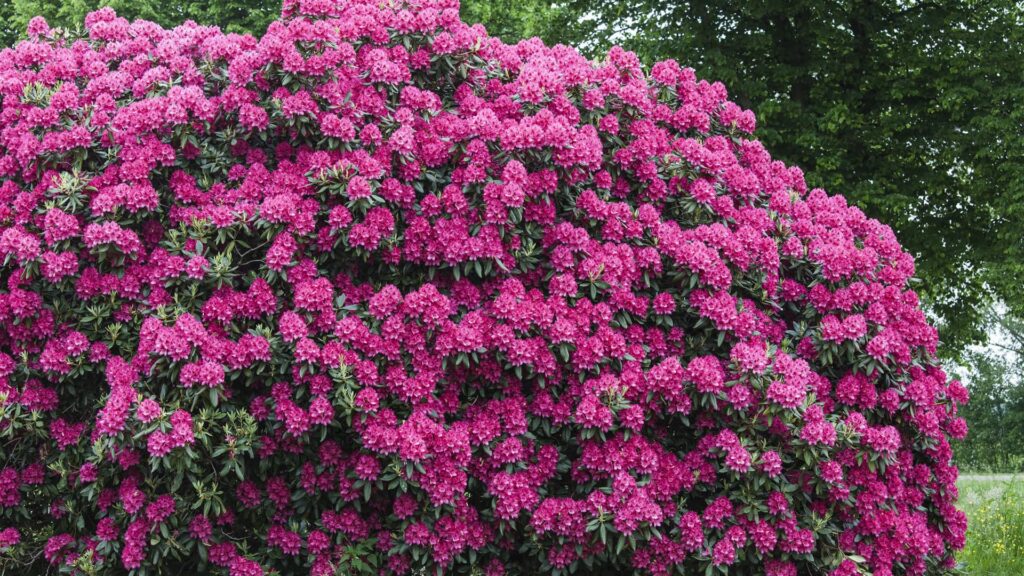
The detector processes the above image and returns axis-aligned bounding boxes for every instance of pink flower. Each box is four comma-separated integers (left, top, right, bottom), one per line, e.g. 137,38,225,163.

180,361,225,387
760,451,783,477
137,399,162,422
687,356,725,394
230,557,264,576
189,515,213,542
0,527,20,548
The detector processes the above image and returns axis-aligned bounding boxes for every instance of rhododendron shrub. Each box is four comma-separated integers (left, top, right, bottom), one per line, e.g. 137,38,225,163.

0,1,969,575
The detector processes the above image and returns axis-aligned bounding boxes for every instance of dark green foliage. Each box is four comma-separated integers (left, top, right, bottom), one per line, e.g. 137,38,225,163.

3,0,279,43
0,2,15,47
460,0,562,45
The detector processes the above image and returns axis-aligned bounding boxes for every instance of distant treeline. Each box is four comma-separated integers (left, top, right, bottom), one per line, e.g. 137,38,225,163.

955,349,1024,472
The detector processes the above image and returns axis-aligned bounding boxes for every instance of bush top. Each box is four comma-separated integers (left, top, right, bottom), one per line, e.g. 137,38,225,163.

0,1,967,575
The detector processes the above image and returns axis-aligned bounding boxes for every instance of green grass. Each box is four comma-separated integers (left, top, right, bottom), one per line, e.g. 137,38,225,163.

957,474,1024,575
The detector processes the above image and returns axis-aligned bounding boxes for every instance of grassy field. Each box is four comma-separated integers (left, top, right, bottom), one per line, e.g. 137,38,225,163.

957,474,1024,575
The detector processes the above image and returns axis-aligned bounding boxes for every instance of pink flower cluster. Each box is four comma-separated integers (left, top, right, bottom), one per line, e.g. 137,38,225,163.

0,0,967,575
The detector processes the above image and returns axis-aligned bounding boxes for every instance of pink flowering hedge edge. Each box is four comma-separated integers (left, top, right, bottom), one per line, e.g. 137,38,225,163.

0,1,968,575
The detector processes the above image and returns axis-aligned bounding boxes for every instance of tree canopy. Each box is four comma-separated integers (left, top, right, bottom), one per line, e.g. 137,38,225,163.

0,0,278,45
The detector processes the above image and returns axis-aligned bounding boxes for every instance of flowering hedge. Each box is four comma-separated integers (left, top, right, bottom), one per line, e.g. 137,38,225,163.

0,1,969,575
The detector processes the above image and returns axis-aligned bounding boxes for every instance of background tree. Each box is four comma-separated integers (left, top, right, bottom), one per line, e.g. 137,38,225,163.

459,0,561,45
953,312,1024,471
185,0,278,35
0,2,15,47
4,0,279,40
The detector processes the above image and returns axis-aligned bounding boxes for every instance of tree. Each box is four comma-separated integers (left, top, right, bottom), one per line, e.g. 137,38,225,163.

3,0,279,41
0,2,16,47
460,0,563,45
187,0,279,35
954,313,1024,471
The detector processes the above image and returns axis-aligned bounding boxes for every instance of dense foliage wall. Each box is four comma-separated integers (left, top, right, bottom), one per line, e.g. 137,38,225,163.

0,1,968,575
